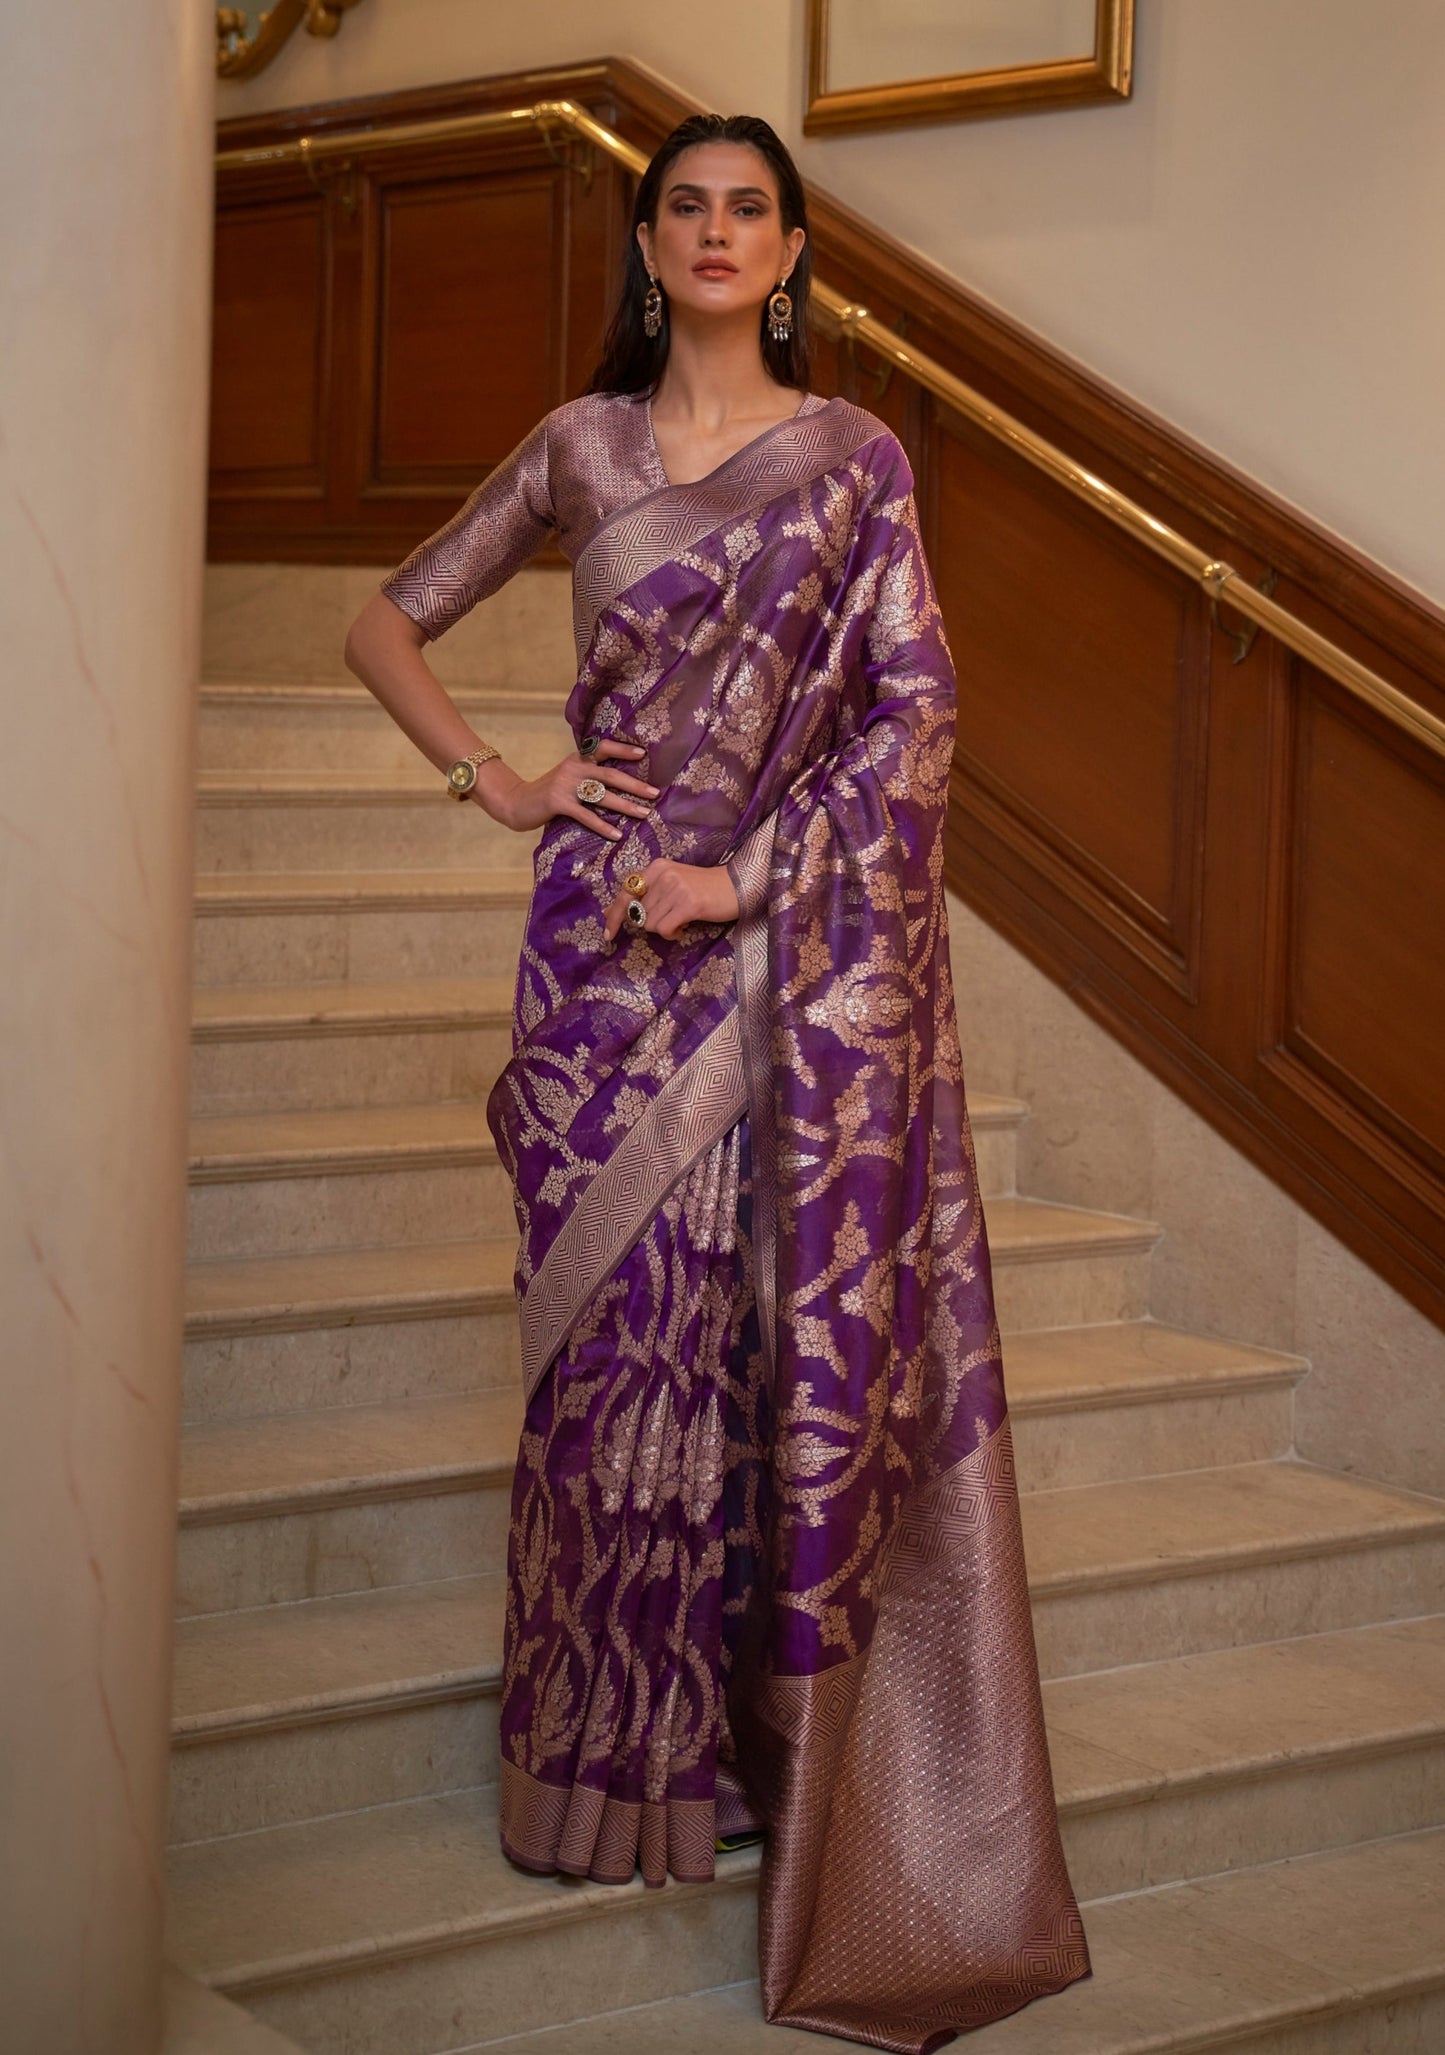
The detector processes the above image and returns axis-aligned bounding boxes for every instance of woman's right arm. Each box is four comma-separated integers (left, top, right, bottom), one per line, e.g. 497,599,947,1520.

343,415,657,838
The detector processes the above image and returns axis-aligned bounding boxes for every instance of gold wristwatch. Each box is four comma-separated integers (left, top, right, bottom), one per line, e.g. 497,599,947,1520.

446,743,502,800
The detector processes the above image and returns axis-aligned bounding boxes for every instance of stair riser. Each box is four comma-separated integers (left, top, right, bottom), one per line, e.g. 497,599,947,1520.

188,1161,517,1262
993,1248,1152,1332
193,903,530,987
191,1023,515,1117
175,1485,511,1617
1034,1532,1445,1680
202,563,574,693
234,1876,759,2055
199,706,573,773
1063,1738,1445,1901
183,1312,520,1426
170,1700,498,1846
1014,1383,1295,1492
172,1383,1302,1627
196,802,544,876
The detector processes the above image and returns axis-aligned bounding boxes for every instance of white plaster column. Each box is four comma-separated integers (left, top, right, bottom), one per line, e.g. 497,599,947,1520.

0,8,215,2052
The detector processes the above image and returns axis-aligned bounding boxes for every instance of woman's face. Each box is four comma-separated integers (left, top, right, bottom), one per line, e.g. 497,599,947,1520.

637,140,805,330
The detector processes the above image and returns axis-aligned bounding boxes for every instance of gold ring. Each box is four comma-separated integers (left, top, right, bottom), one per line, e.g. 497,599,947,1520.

576,777,606,804
624,870,648,896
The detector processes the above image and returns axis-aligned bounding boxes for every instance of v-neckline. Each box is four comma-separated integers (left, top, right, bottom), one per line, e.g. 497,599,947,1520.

643,389,822,491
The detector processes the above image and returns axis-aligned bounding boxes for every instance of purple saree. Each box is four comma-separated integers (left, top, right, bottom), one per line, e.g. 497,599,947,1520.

381,389,1089,2049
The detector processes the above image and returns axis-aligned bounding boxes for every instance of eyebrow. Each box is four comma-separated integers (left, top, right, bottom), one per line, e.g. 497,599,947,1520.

664,181,773,202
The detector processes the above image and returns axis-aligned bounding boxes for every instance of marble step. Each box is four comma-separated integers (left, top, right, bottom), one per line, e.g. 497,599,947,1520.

169,1471,1445,1849
196,771,553,875
180,1199,1159,1429
173,1324,1301,1617
165,1772,1445,2054
474,1830,1445,2055
1025,1460,1445,1678
201,563,574,694
185,1093,1029,1262
191,976,517,1117
192,870,533,987
175,1392,520,1617
198,681,574,772
187,1101,516,1261
182,1238,522,1427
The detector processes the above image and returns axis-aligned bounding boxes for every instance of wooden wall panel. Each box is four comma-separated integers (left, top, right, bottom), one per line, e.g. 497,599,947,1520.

210,197,327,484
212,60,1445,1328
1267,681,1445,1167
372,173,559,487
934,420,1206,986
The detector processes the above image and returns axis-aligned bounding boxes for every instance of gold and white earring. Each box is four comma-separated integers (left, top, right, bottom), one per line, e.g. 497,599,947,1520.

643,275,664,338
767,278,794,344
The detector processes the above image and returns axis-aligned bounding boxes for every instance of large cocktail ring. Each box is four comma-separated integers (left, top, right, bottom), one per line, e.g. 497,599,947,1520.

578,733,601,759
576,777,607,804
624,870,648,896
625,897,647,929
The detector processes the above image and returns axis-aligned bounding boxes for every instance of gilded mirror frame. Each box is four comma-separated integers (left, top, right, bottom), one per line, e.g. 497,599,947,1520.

804,0,1134,133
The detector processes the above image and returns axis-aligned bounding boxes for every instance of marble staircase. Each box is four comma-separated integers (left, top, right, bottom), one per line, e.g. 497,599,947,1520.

167,570,1445,2054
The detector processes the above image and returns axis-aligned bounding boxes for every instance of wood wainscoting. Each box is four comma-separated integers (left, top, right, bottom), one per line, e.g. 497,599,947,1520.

213,61,1445,1331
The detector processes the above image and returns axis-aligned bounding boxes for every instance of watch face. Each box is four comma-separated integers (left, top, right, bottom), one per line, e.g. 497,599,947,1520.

448,760,477,793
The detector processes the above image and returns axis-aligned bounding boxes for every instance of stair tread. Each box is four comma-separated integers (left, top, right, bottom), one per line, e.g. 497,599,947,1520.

194,869,534,909
172,1574,506,1735
175,1321,1304,1520
166,1782,757,1989
198,769,536,802
193,975,517,1035
184,1237,517,1332
1023,1459,1445,1591
173,1527,1445,1780
182,1200,1153,1336
190,1100,501,1175
167,1783,1445,2011
1004,1319,1305,1410
476,1830,1445,2053
178,1389,522,1517
200,678,566,712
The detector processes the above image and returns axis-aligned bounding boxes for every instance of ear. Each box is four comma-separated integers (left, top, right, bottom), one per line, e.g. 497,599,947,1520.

783,224,806,277
635,221,655,276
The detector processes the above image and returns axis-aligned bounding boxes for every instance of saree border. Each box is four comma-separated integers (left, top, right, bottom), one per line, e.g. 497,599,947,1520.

729,811,781,1390
518,1005,749,1402
571,396,885,658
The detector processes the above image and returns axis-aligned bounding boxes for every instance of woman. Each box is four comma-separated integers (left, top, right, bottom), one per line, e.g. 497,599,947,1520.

345,111,1088,2052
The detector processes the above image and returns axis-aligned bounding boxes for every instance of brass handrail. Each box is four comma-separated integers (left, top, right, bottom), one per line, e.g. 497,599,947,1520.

216,97,1445,762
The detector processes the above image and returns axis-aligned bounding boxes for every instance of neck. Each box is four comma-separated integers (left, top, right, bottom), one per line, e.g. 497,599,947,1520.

652,313,796,425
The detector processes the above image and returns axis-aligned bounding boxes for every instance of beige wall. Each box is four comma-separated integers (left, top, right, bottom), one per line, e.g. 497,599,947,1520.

0,6,215,2051
223,0,1445,605
947,894,1445,1501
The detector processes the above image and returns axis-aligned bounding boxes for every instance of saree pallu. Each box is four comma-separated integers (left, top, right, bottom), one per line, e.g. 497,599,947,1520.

486,402,1089,2049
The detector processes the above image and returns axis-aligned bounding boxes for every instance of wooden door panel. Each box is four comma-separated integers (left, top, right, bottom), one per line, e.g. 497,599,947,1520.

371,173,558,489
210,197,327,488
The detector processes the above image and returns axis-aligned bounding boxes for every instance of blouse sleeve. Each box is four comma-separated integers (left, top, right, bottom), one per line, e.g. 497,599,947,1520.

379,414,556,641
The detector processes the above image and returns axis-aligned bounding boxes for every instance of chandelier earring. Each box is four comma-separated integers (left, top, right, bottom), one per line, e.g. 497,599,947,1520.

642,275,665,339
767,277,794,345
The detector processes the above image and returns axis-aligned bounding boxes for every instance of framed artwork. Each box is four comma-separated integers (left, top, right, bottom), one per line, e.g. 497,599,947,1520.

804,0,1134,133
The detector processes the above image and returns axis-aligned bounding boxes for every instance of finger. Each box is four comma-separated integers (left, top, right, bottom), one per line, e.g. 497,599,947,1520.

568,801,624,841
592,739,649,761
590,763,662,801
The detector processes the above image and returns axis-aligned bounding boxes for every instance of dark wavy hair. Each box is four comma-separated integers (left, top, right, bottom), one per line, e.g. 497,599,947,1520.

588,113,812,396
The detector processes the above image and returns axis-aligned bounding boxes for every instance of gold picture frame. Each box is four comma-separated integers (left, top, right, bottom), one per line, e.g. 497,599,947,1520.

804,0,1134,133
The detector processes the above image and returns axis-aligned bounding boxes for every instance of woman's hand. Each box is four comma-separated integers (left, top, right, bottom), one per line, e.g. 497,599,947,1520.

484,738,660,840
603,859,741,943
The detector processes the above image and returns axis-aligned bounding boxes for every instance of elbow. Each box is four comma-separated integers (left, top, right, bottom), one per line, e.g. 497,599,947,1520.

342,613,366,681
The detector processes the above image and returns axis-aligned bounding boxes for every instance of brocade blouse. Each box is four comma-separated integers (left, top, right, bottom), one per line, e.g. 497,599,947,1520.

380,388,833,665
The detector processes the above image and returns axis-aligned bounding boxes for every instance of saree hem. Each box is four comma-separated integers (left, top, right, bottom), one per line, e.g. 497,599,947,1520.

499,1758,718,1889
